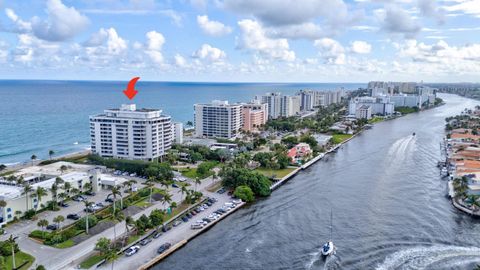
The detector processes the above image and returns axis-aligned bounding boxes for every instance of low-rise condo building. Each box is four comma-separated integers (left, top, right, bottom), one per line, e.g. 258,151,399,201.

90,104,173,161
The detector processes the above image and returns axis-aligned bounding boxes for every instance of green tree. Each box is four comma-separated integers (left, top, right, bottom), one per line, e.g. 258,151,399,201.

36,265,46,270
31,154,37,166
53,215,65,230
234,185,255,202
104,245,119,270
112,211,124,243
48,150,55,160
221,167,272,197
22,184,33,212
149,209,164,228
59,165,68,174
37,219,49,238
0,164,6,171
32,187,47,212
95,237,111,255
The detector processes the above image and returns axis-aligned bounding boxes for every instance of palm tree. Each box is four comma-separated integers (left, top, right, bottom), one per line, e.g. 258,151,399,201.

48,150,54,160
194,177,201,192
83,182,92,193
16,176,24,186
104,245,119,270
58,192,67,207
145,177,155,203
55,177,64,186
31,154,37,166
53,215,65,230
186,121,193,128
70,188,80,198
32,187,47,212
22,184,33,211
6,235,17,268
37,219,49,238
83,200,93,234
6,175,16,185
59,165,68,174
111,186,121,214
112,210,125,244
50,183,58,210
179,185,188,201
63,182,71,196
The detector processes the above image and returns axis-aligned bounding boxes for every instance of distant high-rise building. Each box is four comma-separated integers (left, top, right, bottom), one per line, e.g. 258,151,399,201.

241,101,268,132
256,92,283,119
172,122,183,144
194,100,242,139
282,95,301,117
90,104,173,161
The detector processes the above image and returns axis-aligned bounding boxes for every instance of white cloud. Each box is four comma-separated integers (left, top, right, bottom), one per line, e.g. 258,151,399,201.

13,34,61,64
31,0,89,41
398,39,480,63
237,19,295,62
381,5,421,37
5,8,32,33
81,28,128,67
192,44,226,62
444,0,480,18
266,22,323,40
314,38,346,64
174,53,188,67
197,15,232,37
145,31,165,64
350,40,372,54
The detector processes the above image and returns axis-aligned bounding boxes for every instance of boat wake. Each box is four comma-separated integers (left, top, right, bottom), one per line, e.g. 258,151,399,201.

305,251,341,270
376,245,480,270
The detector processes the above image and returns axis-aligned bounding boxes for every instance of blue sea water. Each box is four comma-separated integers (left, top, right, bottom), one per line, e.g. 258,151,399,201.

0,80,365,164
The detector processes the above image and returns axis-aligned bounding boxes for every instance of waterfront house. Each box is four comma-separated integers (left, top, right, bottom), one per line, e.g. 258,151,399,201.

287,143,312,164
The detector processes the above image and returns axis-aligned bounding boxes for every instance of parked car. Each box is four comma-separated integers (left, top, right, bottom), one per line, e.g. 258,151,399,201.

217,188,226,194
172,183,179,188
157,243,172,254
181,216,189,222
172,220,182,227
153,232,162,239
47,224,58,230
232,199,242,204
125,245,140,256
186,213,193,218
140,238,152,246
161,225,172,232
59,202,69,207
72,196,84,202
202,218,211,223
190,211,197,216
191,224,203,229
67,213,80,220
105,197,114,203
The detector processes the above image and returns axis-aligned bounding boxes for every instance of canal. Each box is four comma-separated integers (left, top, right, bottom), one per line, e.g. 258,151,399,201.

154,94,480,270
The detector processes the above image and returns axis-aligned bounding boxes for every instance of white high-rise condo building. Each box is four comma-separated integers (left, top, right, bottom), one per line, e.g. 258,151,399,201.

90,104,173,161
256,92,283,119
194,100,242,139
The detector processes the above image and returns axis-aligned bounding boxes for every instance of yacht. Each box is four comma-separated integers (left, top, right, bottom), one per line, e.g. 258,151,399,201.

321,210,336,257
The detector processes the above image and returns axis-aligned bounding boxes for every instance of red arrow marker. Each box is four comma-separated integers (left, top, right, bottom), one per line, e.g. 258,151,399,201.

123,77,140,100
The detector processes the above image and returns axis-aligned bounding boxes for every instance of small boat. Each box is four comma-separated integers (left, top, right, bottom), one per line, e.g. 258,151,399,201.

412,132,416,136
321,241,335,256
321,210,336,257
73,141,79,145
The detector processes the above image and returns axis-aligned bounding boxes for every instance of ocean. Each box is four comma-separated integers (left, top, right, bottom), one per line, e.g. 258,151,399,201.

0,80,365,165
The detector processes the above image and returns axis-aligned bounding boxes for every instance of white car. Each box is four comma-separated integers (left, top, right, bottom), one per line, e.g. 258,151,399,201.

125,245,140,256
232,199,242,204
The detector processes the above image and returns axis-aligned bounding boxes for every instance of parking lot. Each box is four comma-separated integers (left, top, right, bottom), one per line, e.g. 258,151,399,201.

97,190,243,270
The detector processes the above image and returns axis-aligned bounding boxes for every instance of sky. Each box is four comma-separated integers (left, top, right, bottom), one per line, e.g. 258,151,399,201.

0,0,480,82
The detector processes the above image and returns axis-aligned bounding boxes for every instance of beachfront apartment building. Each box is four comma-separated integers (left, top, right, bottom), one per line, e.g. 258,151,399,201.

172,122,184,144
355,105,372,120
242,101,268,132
255,93,302,119
194,100,242,139
298,89,345,111
90,104,173,161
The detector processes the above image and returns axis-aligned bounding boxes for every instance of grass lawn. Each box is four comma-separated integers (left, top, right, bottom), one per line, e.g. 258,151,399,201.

79,253,104,269
255,167,296,179
127,234,141,245
165,202,191,221
5,251,35,270
134,200,151,208
331,134,353,144
368,117,384,124
53,239,75,249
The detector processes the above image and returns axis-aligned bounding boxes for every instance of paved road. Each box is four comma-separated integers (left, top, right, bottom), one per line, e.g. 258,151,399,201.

98,191,236,270
11,176,216,269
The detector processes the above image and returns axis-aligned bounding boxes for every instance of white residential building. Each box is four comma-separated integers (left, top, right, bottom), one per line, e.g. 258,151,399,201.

349,96,394,116
90,104,173,161
172,122,184,144
355,105,372,119
282,95,301,117
256,92,283,119
194,100,242,139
